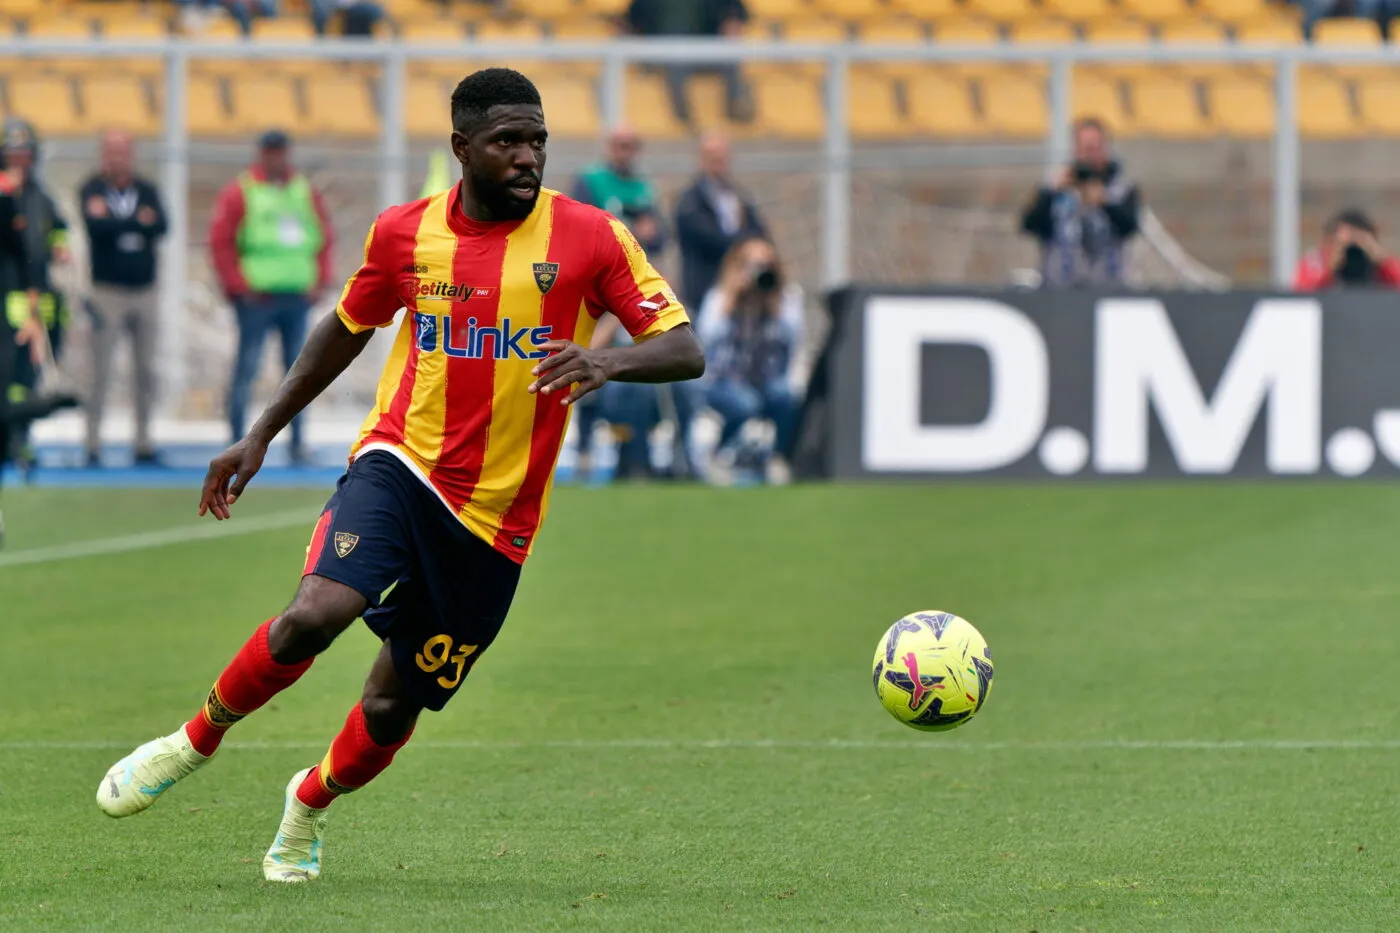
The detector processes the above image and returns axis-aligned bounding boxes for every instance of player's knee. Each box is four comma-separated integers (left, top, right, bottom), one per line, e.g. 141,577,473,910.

268,580,366,664
359,693,418,746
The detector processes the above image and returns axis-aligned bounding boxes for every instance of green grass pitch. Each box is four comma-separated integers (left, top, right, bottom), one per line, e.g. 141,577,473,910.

3,482,1400,931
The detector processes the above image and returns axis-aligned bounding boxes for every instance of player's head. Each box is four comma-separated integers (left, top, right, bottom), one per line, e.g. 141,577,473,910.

451,68,546,222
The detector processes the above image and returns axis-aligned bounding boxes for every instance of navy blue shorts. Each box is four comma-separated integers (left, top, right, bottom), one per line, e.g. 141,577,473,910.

302,451,522,711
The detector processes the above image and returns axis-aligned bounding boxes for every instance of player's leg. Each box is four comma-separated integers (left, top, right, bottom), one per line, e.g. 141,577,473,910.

96,454,414,818
263,643,420,882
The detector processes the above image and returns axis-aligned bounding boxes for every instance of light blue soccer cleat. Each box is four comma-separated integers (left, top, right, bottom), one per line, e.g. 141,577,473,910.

262,768,330,883
96,728,213,818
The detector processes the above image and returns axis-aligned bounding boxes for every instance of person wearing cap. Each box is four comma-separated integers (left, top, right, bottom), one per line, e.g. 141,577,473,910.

208,130,334,464
2,118,72,477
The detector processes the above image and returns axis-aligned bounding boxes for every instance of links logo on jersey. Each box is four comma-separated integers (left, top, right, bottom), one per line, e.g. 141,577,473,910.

415,313,553,360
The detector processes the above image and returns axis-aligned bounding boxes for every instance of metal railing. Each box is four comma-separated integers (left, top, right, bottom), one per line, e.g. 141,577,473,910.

2,35,1396,404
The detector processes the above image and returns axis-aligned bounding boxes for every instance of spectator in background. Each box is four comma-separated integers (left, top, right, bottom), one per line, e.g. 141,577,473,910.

676,134,766,313
1302,0,1394,41
1021,117,1141,288
625,0,753,124
2,119,71,477
79,129,168,467
209,130,333,464
310,0,385,36
1293,208,1400,290
572,127,666,255
696,234,803,486
176,0,276,36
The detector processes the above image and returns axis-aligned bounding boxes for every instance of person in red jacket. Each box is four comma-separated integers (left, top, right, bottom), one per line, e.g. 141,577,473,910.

1293,208,1400,291
208,130,334,464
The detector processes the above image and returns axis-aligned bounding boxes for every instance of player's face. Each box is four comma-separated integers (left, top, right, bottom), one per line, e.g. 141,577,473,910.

459,104,548,222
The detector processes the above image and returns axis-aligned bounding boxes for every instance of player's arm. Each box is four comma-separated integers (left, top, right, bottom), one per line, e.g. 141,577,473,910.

200,217,402,519
529,217,704,406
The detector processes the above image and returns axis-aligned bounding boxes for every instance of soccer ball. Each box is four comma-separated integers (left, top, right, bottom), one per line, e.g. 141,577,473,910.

872,611,994,732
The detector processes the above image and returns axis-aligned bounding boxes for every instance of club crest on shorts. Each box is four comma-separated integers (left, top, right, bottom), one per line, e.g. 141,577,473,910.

532,262,559,294
334,532,360,558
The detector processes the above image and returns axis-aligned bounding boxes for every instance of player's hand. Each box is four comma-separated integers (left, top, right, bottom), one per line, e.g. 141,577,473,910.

14,315,47,366
199,436,268,520
528,340,611,406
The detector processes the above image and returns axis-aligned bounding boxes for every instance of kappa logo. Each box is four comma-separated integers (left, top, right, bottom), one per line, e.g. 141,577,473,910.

334,532,360,558
533,262,560,294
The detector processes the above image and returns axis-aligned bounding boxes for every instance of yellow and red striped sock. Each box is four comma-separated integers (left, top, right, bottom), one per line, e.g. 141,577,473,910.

295,703,413,810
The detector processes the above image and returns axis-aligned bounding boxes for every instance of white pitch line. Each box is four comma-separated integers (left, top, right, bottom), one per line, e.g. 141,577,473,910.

4,738,1400,752
0,509,316,569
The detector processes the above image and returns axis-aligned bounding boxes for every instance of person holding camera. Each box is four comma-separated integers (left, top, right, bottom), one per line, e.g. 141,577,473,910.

1293,209,1400,290
695,234,804,486
1020,117,1141,287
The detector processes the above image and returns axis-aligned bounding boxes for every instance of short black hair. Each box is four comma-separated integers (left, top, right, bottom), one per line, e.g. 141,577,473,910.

451,68,542,136
1327,207,1377,237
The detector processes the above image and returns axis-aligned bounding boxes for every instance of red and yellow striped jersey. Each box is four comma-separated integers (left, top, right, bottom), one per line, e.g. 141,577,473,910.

335,183,689,562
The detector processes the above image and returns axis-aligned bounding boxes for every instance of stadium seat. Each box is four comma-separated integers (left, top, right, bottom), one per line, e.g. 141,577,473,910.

1157,19,1239,78
1234,17,1303,44
887,0,959,19
1298,70,1361,137
577,0,628,13
100,15,168,39
5,73,83,137
80,73,158,137
1040,0,1114,23
847,68,904,139
783,17,850,40
1196,0,1270,24
1081,19,1155,77
745,0,808,19
534,73,600,139
400,18,468,42
1313,18,1384,46
1205,74,1274,136
972,0,1039,25
1126,74,1208,137
810,0,884,19
551,16,617,39
473,18,546,41
304,75,380,138
981,72,1050,137
1072,70,1129,128
1010,18,1079,43
182,73,232,138
906,72,981,137
933,19,1005,77
24,14,96,38
253,17,318,42
858,16,930,43
229,74,302,135
407,74,449,138
1119,0,1189,24
184,16,244,41
1356,72,1400,135
623,69,688,139
752,71,826,139
514,0,578,17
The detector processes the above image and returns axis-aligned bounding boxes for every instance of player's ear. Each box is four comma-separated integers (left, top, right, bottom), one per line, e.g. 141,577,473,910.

449,131,471,168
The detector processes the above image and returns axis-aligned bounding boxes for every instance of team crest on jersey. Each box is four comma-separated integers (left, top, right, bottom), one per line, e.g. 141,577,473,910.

334,532,360,558
533,262,560,294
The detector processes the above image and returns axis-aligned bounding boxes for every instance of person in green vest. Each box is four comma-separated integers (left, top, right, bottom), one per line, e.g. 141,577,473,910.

209,130,334,465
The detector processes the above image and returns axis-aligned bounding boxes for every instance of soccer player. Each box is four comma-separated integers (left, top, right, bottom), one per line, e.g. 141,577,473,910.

94,68,705,882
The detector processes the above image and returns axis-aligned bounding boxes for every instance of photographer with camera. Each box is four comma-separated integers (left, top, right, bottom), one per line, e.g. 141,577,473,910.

1293,209,1400,290
694,234,804,486
1021,117,1141,288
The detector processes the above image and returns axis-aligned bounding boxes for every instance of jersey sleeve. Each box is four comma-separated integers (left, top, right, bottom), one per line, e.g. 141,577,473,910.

591,214,689,341
336,217,401,334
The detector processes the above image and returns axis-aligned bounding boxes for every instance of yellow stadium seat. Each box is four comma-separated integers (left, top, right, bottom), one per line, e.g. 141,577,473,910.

934,18,1002,42
1011,17,1079,43
1120,0,1189,23
906,72,982,136
1157,20,1241,78
1072,70,1128,128
80,73,158,137
746,0,808,19
981,72,1049,137
684,73,739,133
1356,71,1400,135
578,0,629,13
407,74,450,138
971,0,1038,24
1298,71,1359,138
24,15,96,37
5,74,83,136
1206,74,1274,136
848,68,903,138
1235,17,1303,43
230,74,302,134
1314,18,1383,45
1196,0,1269,23
400,18,468,41
101,15,167,39
624,70,688,139
535,73,599,139
514,0,577,17
179,74,230,137
752,71,825,139
379,0,441,17
551,16,616,39
784,17,850,40
304,75,379,138
473,18,545,41
1082,19,1152,43
859,16,929,42
889,0,959,19
1126,74,1208,136
253,17,317,41
811,0,884,19
1040,0,1113,23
